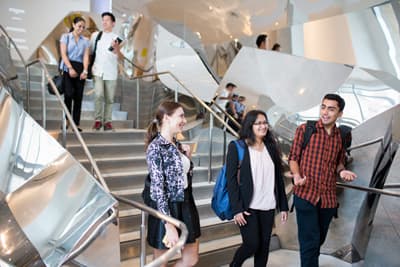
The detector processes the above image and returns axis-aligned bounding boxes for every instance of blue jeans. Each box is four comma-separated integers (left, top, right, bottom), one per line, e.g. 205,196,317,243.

294,195,337,267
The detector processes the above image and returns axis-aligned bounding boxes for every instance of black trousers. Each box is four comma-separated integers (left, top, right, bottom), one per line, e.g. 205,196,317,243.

230,209,275,267
63,61,84,126
294,195,337,267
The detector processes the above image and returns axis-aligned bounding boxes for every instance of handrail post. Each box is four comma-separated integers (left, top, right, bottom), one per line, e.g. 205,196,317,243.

26,67,30,112
208,113,214,183
136,79,140,128
175,86,178,102
140,211,147,267
61,110,67,148
223,130,227,165
41,68,46,128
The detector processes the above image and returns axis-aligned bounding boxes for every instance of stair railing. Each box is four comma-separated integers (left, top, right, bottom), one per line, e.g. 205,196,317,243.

115,196,188,267
121,67,239,183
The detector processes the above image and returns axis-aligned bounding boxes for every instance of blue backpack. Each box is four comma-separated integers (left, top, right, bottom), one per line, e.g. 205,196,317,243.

211,140,245,220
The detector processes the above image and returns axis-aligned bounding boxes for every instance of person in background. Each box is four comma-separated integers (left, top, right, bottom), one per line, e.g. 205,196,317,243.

235,95,247,122
60,16,90,132
227,110,289,267
213,82,237,128
91,12,123,131
288,94,357,267
145,101,201,267
256,34,269,49
272,43,281,52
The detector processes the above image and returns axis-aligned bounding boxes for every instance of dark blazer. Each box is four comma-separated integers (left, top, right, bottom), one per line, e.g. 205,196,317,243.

226,139,289,216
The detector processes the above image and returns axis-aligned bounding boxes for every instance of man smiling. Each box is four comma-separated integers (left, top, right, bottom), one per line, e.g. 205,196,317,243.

288,93,357,267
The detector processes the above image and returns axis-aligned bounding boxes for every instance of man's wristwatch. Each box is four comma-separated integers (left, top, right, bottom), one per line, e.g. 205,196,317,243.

83,70,88,74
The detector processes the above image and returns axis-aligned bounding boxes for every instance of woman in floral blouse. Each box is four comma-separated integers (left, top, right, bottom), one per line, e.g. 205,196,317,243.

145,101,201,267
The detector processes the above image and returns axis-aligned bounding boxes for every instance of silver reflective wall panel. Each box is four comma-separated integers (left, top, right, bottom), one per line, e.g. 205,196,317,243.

0,87,118,266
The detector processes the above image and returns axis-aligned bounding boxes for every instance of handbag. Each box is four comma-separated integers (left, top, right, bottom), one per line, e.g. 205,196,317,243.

47,75,64,95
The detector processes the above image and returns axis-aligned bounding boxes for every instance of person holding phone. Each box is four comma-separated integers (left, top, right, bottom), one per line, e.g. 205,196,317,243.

90,12,123,131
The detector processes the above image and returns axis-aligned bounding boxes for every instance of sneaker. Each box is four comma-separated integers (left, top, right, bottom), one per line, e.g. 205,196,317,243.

104,122,113,131
93,121,102,130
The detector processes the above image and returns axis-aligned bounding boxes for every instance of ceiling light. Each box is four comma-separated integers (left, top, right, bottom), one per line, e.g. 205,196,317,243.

208,6,213,11
298,88,306,95
195,32,202,39
275,22,279,26
229,35,233,39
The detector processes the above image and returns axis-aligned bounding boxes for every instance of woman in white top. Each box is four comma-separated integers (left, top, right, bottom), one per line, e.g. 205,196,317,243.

226,110,289,267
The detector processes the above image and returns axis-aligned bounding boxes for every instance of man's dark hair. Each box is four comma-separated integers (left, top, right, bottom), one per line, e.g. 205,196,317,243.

256,34,268,48
272,43,281,51
226,82,236,89
323,93,345,112
102,12,116,22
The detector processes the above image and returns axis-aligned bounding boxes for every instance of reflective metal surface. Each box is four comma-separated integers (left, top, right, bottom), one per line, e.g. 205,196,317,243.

0,192,44,267
0,86,118,266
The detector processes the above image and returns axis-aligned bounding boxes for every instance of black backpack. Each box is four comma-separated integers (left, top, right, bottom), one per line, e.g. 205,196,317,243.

302,120,352,163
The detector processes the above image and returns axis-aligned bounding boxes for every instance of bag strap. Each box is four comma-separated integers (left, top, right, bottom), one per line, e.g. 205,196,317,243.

58,33,70,73
233,140,245,183
93,31,103,55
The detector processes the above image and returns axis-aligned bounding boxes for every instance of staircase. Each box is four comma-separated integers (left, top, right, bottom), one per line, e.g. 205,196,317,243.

19,63,248,266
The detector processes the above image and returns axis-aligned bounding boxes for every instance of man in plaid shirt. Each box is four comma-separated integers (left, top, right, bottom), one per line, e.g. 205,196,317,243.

288,94,357,267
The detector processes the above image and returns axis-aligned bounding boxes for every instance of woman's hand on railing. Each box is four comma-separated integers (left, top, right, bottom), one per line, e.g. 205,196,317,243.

163,223,179,248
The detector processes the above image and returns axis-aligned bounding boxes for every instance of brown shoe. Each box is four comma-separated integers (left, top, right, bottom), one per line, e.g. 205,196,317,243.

93,121,102,130
104,122,113,131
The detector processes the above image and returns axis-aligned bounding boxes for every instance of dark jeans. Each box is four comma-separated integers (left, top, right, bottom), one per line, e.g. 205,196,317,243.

63,61,84,126
294,195,337,267
230,209,275,267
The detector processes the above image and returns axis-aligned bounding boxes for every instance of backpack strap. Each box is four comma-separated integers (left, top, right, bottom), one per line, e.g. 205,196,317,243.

338,125,352,155
233,140,245,184
93,31,102,54
302,120,317,151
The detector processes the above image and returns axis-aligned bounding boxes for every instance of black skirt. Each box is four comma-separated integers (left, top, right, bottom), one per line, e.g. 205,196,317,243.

147,188,201,249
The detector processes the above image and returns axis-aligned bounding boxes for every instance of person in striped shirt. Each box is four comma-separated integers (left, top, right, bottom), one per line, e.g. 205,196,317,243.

288,93,357,267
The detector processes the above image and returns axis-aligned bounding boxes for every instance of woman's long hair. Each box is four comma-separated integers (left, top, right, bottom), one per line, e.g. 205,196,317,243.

239,110,283,168
145,101,183,149
70,16,85,32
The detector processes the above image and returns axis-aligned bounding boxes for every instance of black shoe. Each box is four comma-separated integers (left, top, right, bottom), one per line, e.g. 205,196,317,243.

77,127,82,132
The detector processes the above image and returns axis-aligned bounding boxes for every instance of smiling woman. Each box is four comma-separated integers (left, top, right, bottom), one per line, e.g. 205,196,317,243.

144,101,201,267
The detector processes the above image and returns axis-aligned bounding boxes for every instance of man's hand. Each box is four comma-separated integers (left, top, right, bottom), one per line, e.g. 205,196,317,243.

339,170,357,181
293,174,307,186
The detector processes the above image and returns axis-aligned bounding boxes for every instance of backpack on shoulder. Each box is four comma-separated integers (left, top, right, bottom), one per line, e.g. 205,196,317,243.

302,120,352,165
211,140,245,220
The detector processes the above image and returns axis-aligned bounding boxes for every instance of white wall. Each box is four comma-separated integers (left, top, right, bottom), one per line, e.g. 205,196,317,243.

0,0,90,60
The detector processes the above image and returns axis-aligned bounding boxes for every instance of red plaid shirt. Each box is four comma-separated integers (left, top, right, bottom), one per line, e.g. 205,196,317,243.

288,120,345,208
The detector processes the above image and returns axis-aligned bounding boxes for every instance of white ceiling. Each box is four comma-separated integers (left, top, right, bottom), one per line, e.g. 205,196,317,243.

112,0,388,44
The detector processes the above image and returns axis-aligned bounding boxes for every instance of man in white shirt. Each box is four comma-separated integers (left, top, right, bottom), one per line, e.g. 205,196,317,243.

90,12,123,131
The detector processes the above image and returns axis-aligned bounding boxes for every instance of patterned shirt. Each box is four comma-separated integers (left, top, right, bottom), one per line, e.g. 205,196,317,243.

146,134,185,215
288,120,345,208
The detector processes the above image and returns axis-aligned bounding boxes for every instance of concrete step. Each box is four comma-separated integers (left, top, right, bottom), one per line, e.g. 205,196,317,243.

63,129,146,144
28,98,121,111
42,120,134,131
29,107,128,121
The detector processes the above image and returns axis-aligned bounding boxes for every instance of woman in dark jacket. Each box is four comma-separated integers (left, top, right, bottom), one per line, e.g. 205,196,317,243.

227,110,289,267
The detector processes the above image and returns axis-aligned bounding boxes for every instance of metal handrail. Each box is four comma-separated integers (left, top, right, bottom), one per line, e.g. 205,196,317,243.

0,25,26,66
130,71,239,138
347,137,384,152
209,98,241,129
121,55,153,73
336,182,400,198
383,183,400,189
33,58,111,193
64,207,118,264
115,196,188,267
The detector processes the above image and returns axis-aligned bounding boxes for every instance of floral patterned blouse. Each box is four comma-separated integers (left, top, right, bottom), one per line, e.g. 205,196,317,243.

146,134,185,215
